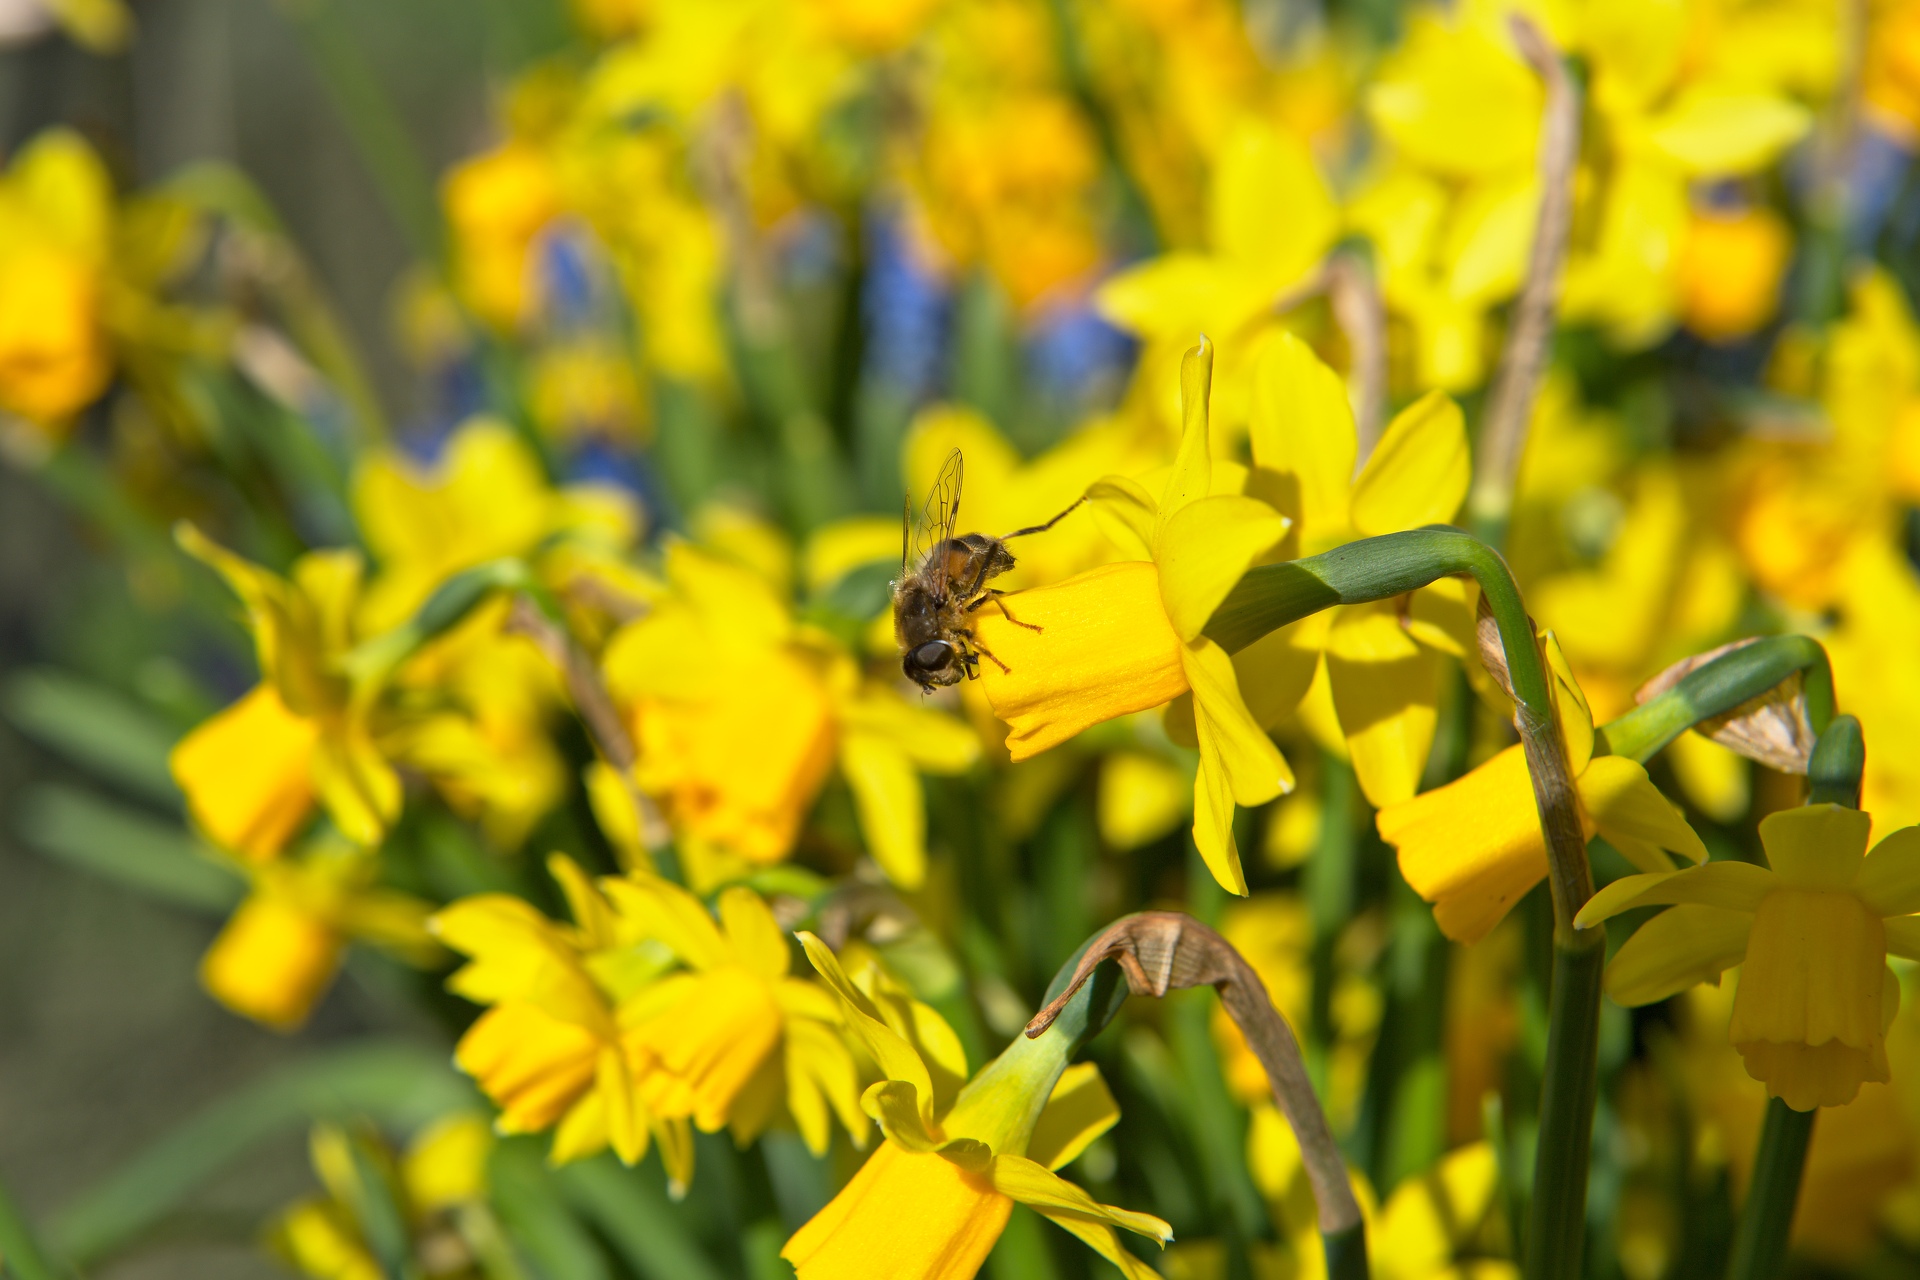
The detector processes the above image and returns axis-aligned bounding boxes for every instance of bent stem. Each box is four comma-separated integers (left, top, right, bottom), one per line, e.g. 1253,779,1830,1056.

1725,716,1862,1280
1206,527,1595,1277
1029,912,1369,1280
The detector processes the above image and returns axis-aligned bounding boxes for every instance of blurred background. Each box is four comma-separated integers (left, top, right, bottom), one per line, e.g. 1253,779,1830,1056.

0,4,489,1273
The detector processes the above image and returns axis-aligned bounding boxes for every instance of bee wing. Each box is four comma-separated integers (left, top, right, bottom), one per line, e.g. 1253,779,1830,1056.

914,447,964,599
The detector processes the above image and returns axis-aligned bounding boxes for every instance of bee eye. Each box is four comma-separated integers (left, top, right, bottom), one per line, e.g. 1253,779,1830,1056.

907,641,953,673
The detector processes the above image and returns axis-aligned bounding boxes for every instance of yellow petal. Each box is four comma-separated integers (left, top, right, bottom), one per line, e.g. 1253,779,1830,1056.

1601,904,1751,1007
1211,118,1337,290
1026,1062,1120,1172
1085,474,1159,559
861,1079,943,1151
1349,391,1468,537
1325,602,1439,808
839,690,979,773
990,1153,1172,1246
1646,89,1812,176
309,721,401,848
1531,633,1592,774
1248,330,1355,539
976,563,1190,761
1192,735,1246,898
1853,827,1920,918
600,875,728,971
1158,338,1216,525
455,1003,599,1134
630,965,783,1133
838,732,928,889
1154,494,1291,640
782,1142,1011,1280
1184,638,1292,808
796,932,936,1119
1578,756,1707,864
170,684,319,859
1377,1141,1500,1273
1380,744,1550,945
1097,752,1193,852
717,886,790,979
1573,861,1776,930
1094,254,1260,341
1404,577,1477,659
200,892,342,1030
1759,804,1874,891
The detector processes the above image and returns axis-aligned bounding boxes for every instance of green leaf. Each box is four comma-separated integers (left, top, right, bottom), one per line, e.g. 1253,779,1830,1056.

48,1042,472,1267
0,1171,66,1280
14,785,241,914
489,1141,610,1280
556,1159,725,1280
3,668,180,805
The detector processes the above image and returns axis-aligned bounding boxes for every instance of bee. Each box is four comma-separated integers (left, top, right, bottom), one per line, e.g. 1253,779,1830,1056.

893,448,1084,692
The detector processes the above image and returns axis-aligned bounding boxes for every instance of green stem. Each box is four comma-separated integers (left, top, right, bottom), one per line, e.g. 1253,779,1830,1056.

1598,636,1834,764
1723,715,1861,1280
1207,527,1596,1278
1524,930,1605,1280
1724,1100,1816,1280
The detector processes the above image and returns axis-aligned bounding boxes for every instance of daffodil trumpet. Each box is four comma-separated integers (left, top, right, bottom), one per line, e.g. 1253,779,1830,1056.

1725,717,1864,1280
1027,912,1367,1280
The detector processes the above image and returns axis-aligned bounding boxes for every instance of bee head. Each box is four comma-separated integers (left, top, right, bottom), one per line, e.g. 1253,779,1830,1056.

903,639,962,690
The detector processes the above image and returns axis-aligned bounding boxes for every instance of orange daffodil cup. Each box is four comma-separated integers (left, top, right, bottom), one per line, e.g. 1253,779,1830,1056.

978,337,1292,895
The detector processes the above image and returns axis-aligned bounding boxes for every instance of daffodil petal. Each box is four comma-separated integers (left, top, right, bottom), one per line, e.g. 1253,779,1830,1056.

1027,1063,1120,1173
1758,804,1873,891
1155,494,1292,640
1193,729,1247,898
1326,602,1439,808
797,932,936,1118
1384,743,1548,945
717,887,791,980
1856,828,1920,918
1573,861,1777,930
1248,330,1355,535
1578,755,1708,864
1086,475,1159,559
1884,915,1920,961
1349,390,1468,536
1603,904,1752,1007
1543,633,1594,773
862,1079,942,1151
1184,638,1291,807
601,876,728,971
839,732,928,890
990,1154,1173,1245
1159,339,1217,524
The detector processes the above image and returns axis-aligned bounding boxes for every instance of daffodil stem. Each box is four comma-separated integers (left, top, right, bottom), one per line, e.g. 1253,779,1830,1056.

0,1171,63,1280
1725,1099,1816,1280
1524,930,1604,1280
1208,526,1599,1277
1724,715,1859,1280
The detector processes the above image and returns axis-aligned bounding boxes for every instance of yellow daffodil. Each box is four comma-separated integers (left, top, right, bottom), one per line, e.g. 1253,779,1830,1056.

0,129,115,433
202,838,437,1030
443,139,562,332
603,537,977,889
1577,804,1920,1111
1349,10,1544,391
433,858,692,1177
271,1113,495,1280
1560,0,1825,346
170,526,400,856
979,338,1292,894
1096,115,1337,343
600,875,866,1154
1378,635,1707,944
1246,331,1474,807
352,419,639,632
783,934,1170,1279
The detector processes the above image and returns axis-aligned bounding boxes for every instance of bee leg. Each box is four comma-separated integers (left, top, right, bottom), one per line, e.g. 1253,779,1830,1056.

969,637,1012,674
967,589,1042,632
1000,496,1086,541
